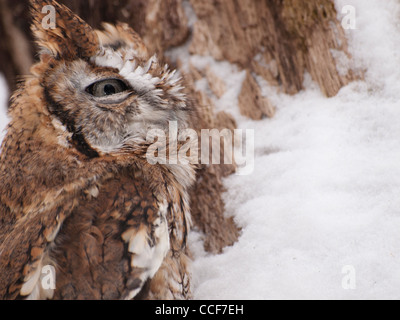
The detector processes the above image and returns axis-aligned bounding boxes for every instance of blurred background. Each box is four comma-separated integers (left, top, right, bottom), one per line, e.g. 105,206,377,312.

0,0,353,97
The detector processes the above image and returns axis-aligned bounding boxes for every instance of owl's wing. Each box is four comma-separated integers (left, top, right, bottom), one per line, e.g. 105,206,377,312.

120,201,171,300
0,197,77,300
0,173,171,300
49,173,171,300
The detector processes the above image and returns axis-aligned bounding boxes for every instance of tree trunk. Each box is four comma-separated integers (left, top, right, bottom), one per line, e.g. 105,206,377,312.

0,0,355,253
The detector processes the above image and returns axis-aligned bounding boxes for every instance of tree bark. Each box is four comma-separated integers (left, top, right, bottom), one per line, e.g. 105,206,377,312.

0,0,355,253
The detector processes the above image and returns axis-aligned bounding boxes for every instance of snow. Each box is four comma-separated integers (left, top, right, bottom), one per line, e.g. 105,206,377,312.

1,0,400,300
189,0,400,300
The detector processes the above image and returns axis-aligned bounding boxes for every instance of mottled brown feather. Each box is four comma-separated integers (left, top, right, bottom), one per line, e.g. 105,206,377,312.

0,0,195,300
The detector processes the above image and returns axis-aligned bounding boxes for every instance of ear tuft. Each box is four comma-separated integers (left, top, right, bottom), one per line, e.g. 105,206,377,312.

30,0,100,60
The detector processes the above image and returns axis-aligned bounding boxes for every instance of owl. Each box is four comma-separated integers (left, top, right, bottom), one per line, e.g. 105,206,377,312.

0,0,196,300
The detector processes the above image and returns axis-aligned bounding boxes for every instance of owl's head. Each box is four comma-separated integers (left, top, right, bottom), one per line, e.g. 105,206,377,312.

28,0,188,158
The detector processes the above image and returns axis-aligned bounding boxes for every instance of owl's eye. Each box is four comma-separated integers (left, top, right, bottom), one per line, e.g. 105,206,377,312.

86,79,129,97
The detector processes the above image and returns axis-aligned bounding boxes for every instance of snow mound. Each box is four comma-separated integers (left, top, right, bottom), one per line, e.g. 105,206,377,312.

190,0,400,300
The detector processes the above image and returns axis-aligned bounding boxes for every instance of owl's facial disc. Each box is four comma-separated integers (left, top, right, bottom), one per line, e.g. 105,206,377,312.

43,47,188,157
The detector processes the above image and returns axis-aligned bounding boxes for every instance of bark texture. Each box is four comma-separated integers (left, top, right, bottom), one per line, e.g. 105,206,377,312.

0,0,355,253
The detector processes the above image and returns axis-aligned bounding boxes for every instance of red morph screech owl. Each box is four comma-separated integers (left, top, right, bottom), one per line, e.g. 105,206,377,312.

0,0,196,300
